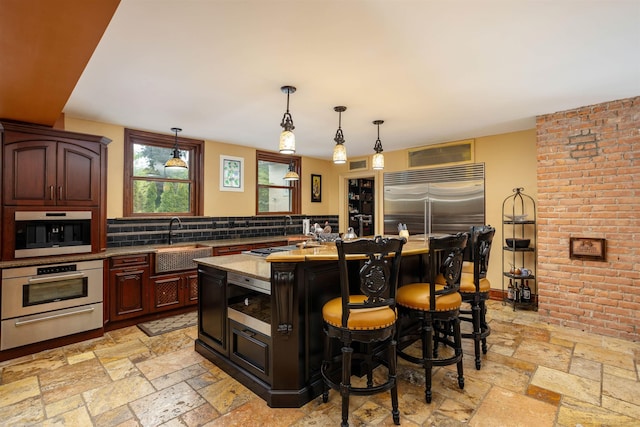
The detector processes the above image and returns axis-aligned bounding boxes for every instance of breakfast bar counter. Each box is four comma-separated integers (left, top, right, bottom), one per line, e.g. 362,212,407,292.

193,238,428,408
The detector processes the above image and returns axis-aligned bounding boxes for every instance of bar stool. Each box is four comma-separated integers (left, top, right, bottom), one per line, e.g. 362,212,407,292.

396,232,468,403
321,236,405,427
458,225,495,370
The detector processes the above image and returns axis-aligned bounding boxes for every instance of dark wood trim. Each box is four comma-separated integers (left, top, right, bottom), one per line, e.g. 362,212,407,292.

123,128,204,217
255,150,301,215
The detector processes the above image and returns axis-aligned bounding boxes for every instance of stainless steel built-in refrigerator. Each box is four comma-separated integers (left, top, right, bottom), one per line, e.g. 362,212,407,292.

383,163,485,236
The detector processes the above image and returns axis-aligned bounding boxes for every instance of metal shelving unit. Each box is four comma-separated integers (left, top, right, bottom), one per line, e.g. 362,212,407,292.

502,187,537,311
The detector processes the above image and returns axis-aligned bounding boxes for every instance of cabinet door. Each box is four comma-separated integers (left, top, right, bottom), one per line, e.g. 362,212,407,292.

56,142,101,206
3,140,57,205
150,274,182,312
184,271,199,306
2,140,101,206
110,266,149,321
198,267,227,355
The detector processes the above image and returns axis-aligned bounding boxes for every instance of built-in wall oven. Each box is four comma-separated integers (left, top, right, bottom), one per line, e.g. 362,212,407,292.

1,259,103,350
226,271,272,382
13,211,92,258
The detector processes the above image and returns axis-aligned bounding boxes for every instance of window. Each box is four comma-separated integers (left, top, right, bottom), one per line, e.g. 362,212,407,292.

124,128,203,216
256,151,301,214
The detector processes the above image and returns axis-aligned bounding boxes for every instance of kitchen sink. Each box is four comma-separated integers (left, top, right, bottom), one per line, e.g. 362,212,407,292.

154,244,213,273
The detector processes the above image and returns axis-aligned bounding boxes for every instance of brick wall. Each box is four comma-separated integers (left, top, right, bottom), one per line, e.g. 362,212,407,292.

536,96,640,340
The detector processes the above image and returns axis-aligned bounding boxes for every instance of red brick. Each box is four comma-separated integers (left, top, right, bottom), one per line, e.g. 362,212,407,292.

536,95,640,341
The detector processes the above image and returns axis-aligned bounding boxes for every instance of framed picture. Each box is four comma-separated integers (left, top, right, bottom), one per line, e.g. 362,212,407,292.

570,237,606,261
220,155,244,192
311,174,322,202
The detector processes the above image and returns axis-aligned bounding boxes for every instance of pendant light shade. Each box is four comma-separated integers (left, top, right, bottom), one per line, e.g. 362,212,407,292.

332,106,347,164
165,127,188,170
279,85,297,154
372,120,385,170
283,158,299,181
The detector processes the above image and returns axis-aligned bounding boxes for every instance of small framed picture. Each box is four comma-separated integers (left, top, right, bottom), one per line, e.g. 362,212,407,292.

220,155,244,192
311,174,321,202
569,237,606,261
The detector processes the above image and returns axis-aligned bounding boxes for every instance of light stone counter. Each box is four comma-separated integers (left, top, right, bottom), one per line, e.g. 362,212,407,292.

193,237,429,280
0,235,309,269
194,254,271,281
265,237,429,262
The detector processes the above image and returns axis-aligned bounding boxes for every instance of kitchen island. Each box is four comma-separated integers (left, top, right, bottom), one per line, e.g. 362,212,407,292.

193,239,429,408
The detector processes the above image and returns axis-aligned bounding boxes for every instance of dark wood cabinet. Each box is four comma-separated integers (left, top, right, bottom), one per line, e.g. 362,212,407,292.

109,254,150,322
2,128,104,207
0,121,110,259
198,266,227,355
150,270,198,312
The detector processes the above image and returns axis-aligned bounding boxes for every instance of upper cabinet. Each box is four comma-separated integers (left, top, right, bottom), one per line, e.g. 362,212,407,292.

1,121,109,207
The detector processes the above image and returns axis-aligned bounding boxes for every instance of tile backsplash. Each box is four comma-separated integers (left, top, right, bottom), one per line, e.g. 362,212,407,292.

106,215,339,247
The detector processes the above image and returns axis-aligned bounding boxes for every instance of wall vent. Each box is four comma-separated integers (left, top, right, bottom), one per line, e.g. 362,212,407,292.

349,159,368,171
408,139,473,168
384,162,485,185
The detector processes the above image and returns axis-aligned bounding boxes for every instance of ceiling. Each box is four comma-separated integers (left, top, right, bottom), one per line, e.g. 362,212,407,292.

4,1,640,160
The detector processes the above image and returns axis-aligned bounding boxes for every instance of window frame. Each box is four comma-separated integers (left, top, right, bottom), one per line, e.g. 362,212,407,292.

124,128,204,217
256,150,301,215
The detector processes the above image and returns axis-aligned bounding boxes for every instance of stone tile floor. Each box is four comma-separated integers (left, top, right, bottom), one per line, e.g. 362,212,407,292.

1,300,639,426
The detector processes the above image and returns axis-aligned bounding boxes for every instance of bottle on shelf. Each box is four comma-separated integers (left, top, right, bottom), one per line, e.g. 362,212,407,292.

507,279,515,300
522,280,531,303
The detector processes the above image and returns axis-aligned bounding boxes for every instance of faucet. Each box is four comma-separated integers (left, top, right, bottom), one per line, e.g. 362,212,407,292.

168,217,182,245
283,215,293,236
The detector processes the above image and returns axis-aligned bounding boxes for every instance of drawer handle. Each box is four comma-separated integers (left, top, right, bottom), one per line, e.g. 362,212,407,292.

14,306,95,326
28,272,85,284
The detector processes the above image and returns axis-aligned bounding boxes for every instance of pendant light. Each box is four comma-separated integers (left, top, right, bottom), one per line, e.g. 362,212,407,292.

165,127,188,170
332,106,347,164
283,157,299,181
279,85,296,154
372,120,385,170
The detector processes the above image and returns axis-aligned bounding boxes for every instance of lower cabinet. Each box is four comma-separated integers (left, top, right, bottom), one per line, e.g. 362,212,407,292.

229,319,271,383
198,266,227,355
109,254,199,324
109,254,150,322
150,271,198,312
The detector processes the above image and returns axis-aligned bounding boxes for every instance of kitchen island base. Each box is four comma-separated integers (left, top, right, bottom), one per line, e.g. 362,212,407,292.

194,243,428,408
195,339,324,407
195,259,340,408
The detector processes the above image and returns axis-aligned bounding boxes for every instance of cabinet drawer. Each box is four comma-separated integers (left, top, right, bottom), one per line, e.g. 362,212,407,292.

214,245,250,256
111,254,149,268
251,241,287,249
229,319,271,383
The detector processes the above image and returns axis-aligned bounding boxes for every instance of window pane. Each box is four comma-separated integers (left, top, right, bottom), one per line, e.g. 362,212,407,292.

257,187,292,213
258,160,291,185
133,180,190,213
133,143,190,179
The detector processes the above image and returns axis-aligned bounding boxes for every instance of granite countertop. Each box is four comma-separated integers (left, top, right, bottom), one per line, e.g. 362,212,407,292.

0,235,426,270
194,236,430,281
0,235,309,269
194,254,272,281
264,237,429,262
